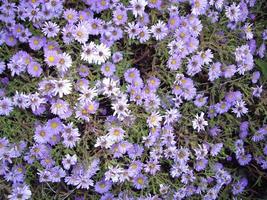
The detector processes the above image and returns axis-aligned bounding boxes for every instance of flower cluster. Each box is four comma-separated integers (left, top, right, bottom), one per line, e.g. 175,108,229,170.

0,0,266,199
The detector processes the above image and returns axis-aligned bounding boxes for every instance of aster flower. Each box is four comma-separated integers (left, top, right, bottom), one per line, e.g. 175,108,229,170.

8,184,31,200
225,3,241,22
95,180,112,194
51,79,72,98
147,111,162,128
232,100,248,118
0,97,13,116
151,20,168,41
192,112,208,132
252,85,263,98
74,22,89,44
93,43,111,65
232,178,248,195
44,50,59,67
29,36,45,51
62,154,77,170
34,125,50,144
27,61,43,77
102,78,120,97
13,91,29,109
56,52,72,74
130,0,147,18
133,174,147,190
42,21,60,38
81,42,97,64
63,8,78,24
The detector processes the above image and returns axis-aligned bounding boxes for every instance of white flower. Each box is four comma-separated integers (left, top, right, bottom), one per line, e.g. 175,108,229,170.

81,42,97,64
93,43,111,65
147,111,162,128
62,154,77,170
164,108,181,125
104,165,124,183
56,52,72,73
112,100,130,120
95,135,115,149
232,100,248,118
78,87,98,103
243,23,253,40
74,22,89,44
52,79,72,98
130,0,147,17
192,112,208,132
102,78,120,97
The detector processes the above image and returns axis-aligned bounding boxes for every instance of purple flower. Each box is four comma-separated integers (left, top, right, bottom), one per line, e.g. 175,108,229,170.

132,174,147,190
195,158,208,171
95,180,112,194
0,97,13,116
101,62,116,77
29,36,45,51
232,178,248,195
27,61,43,77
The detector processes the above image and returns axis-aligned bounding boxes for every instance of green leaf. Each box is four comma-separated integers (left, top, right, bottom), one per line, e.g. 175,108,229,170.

255,59,267,79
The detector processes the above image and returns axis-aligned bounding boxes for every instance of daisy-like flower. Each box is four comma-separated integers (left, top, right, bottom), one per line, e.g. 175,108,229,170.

34,125,50,144
137,26,150,43
147,111,162,128
102,78,120,97
130,0,147,17
42,21,60,38
0,97,13,116
232,100,248,118
50,99,72,118
81,42,96,64
74,22,89,44
150,20,168,41
133,174,147,189
242,23,253,40
56,52,72,74
27,61,43,77
101,62,116,77
8,184,31,200
112,99,130,120
62,154,77,170
108,127,125,142
78,87,98,103
93,43,111,65
44,50,59,67
192,112,208,132
51,79,72,98
225,3,241,22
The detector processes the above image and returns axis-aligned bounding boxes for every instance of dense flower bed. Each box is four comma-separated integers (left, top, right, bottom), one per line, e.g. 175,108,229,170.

0,0,267,199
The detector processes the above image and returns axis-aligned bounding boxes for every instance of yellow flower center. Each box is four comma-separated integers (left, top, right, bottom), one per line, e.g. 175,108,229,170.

33,65,39,71
33,40,39,45
48,56,55,62
137,178,144,185
117,15,123,20
88,104,94,111
51,122,58,129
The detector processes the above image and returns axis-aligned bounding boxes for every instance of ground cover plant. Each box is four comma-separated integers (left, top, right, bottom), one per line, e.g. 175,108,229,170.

0,0,267,199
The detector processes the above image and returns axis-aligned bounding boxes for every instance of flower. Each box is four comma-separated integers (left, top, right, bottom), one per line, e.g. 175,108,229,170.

232,100,248,118
51,79,72,98
130,0,147,17
8,184,31,200
42,21,60,38
0,97,13,116
62,154,77,170
151,20,168,40
192,112,208,132
133,174,147,189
